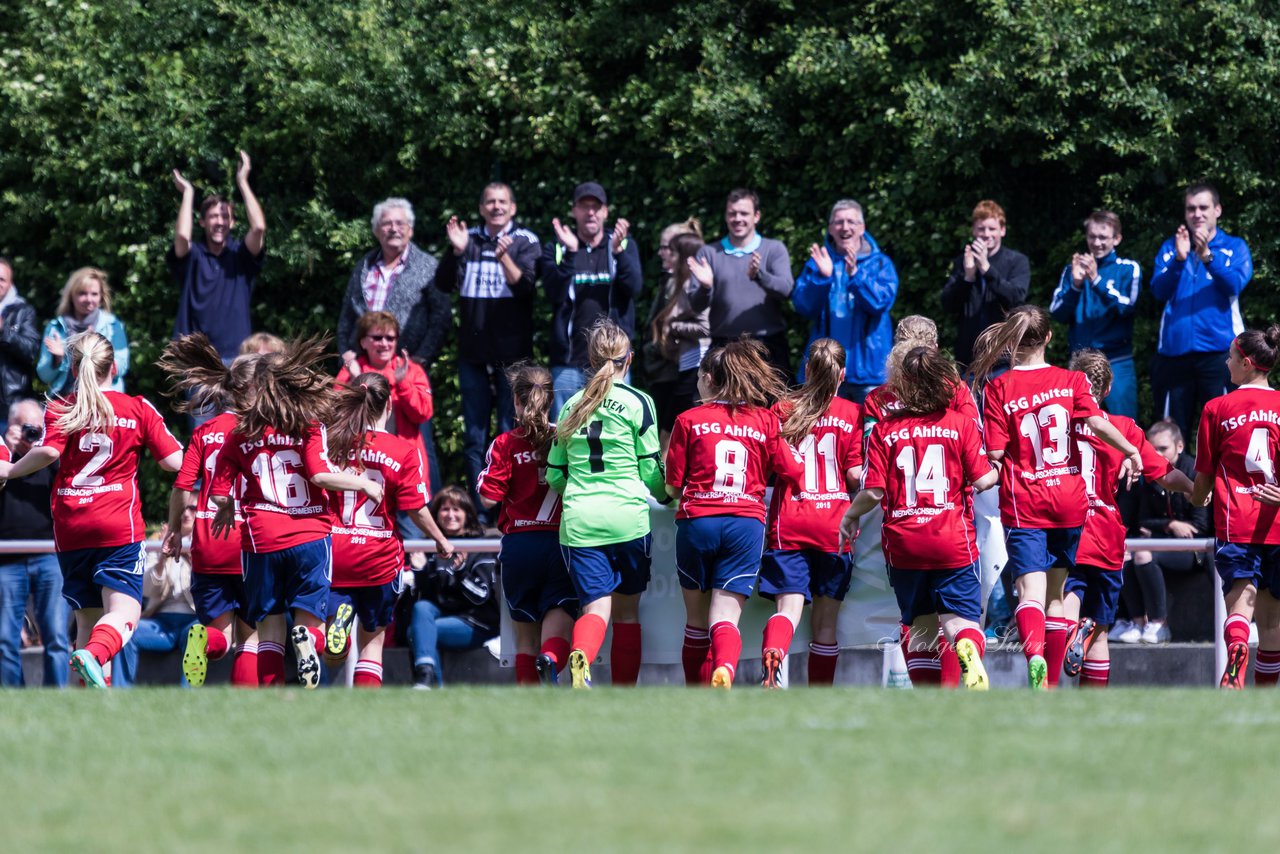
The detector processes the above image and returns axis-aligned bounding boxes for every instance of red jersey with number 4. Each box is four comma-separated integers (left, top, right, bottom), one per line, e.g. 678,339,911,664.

766,397,863,552
174,411,244,575
863,381,981,430
328,431,427,587
666,403,804,522
863,409,992,570
982,365,1103,529
477,429,561,535
210,423,336,554
1196,386,1280,545
1075,416,1172,570
42,392,183,551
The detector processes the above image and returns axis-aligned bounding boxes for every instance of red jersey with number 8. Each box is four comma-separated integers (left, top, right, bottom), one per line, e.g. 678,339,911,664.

209,423,336,553
1196,386,1280,545
174,411,244,575
766,397,863,552
327,431,427,586
42,392,183,550
666,402,804,521
1075,415,1172,570
982,365,1102,529
477,429,561,535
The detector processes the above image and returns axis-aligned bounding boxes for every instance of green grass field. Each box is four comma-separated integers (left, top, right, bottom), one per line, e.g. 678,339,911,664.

1,687,1273,852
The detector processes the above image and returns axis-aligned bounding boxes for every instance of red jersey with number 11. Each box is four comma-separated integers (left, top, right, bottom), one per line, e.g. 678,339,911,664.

1196,386,1280,545
478,429,561,535
1075,415,1172,570
174,411,244,575
766,397,863,552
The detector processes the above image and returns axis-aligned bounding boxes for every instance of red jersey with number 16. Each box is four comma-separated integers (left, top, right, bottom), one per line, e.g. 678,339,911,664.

42,392,183,551
210,423,336,554
1196,386,1280,545
666,402,804,522
982,365,1102,529
477,429,561,535
766,397,863,552
174,411,244,575
1075,415,1172,570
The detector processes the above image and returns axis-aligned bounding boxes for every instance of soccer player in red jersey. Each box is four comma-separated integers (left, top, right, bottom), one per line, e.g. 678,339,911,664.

321,373,456,688
0,332,183,688
862,316,981,432
1056,351,1192,687
839,346,997,689
208,337,383,688
970,306,1143,689
477,363,578,685
1190,326,1280,689
759,339,862,687
665,339,804,689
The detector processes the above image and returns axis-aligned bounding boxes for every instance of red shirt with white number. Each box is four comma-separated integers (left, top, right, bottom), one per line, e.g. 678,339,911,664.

1075,415,1172,570
175,411,244,575
328,431,427,587
477,428,561,535
666,402,804,522
982,365,1103,529
863,409,993,570
42,392,183,551
209,423,336,554
1195,386,1280,545
766,397,863,552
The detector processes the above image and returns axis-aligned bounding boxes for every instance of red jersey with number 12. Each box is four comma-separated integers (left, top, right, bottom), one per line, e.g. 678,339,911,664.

1075,415,1172,570
477,428,561,535
766,397,863,552
174,411,244,575
1196,386,1280,545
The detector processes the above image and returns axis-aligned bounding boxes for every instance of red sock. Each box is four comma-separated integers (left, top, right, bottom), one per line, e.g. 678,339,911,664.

352,658,383,688
1080,659,1110,687
1045,616,1071,688
681,625,711,685
306,625,326,651
258,641,286,686
762,614,795,656
540,636,570,675
1014,601,1046,661
571,614,608,663
205,628,230,661
955,627,986,656
808,642,839,685
903,635,941,686
1224,614,1251,648
938,639,961,688
710,621,742,681
1255,649,1280,686
231,643,259,687
610,622,642,686
84,624,124,667
515,653,538,685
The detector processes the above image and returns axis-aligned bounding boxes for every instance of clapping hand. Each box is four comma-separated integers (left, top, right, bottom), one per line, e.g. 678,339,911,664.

1174,225,1192,262
551,217,579,253
172,169,193,196
611,218,630,254
1190,227,1212,263
809,244,834,278
968,239,990,274
688,255,714,289
236,150,252,184
394,349,410,384
495,234,514,259
44,332,65,359
747,252,762,280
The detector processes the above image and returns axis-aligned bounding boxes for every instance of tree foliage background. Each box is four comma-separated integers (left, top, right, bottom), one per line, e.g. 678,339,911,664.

2,0,1277,517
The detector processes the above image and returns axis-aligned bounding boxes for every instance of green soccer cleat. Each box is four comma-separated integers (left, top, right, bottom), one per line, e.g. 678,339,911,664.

1027,654,1048,691
182,624,209,688
568,649,592,689
326,602,355,658
291,625,321,689
70,649,107,689
955,638,989,691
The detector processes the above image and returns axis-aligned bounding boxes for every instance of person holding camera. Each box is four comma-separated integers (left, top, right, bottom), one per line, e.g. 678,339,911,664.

0,399,69,687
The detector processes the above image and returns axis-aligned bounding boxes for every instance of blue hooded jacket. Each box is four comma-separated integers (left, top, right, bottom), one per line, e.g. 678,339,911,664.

1048,250,1140,359
1149,229,1252,356
792,233,898,385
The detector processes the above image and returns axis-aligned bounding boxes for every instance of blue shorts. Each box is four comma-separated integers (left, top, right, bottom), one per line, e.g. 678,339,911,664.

241,536,332,622
675,516,765,598
1215,541,1280,597
500,530,578,622
327,578,400,632
757,549,853,602
1064,565,1123,625
889,562,982,624
563,534,652,606
191,573,255,626
1005,526,1082,578
58,543,146,610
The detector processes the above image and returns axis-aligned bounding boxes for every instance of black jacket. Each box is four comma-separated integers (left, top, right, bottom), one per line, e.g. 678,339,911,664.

414,552,500,635
1131,452,1209,538
941,247,1030,368
0,296,39,412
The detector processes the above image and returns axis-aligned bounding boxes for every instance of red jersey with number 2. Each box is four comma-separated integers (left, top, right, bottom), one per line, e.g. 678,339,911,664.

666,402,804,522
42,392,183,550
477,429,561,535
766,397,863,552
328,431,427,587
1196,386,1280,545
209,423,336,554
1075,415,1172,570
174,411,244,575
982,365,1102,529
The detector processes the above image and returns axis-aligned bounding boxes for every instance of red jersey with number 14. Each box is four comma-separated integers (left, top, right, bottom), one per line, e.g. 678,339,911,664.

666,402,804,522
863,409,993,570
982,365,1102,529
328,431,427,587
1196,386,1280,545
174,411,244,575
1075,416,1172,570
477,428,561,535
42,392,183,550
766,397,863,552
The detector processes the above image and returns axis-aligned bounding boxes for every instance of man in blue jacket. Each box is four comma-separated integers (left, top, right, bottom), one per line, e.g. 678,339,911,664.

1149,183,1252,439
791,200,898,402
1049,210,1141,418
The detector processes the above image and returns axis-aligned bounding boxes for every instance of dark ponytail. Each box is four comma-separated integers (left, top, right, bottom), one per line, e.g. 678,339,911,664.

327,373,393,468
1236,325,1280,373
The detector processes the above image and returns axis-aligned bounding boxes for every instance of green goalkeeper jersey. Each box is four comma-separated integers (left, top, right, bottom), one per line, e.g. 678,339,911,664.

546,382,669,547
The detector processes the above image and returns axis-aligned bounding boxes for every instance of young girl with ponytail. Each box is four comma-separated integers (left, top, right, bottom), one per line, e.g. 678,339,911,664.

546,319,669,689
0,332,183,688
477,363,578,685
758,338,862,687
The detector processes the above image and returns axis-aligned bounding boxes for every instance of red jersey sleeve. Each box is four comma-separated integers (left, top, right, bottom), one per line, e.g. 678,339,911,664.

397,443,429,514
844,404,865,471
861,424,889,492
477,433,513,503
0,443,9,463
396,362,434,423
959,416,993,484
138,397,183,461
767,418,805,487
41,405,67,455
952,381,982,428
1195,405,1216,475
209,437,241,497
665,415,689,489
301,424,337,479
175,440,204,492
1131,421,1174,482
982,378,1008,453
1070,371,1104,420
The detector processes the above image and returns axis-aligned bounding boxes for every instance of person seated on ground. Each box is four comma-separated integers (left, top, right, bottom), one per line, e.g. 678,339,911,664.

36,267,129,396
407,486,499,688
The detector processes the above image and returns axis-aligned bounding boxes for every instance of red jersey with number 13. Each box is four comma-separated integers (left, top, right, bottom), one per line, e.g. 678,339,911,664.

477,429,561,535
766,397,863,552
174,411,244,575
1075,415,1172,570
1196,386,1280,545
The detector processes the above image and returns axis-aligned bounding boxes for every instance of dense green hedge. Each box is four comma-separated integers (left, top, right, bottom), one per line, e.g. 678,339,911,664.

3,0,1277,518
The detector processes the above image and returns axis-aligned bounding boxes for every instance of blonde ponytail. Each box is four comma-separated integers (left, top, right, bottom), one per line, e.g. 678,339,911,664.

557,319,631,439
55,332,116,434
